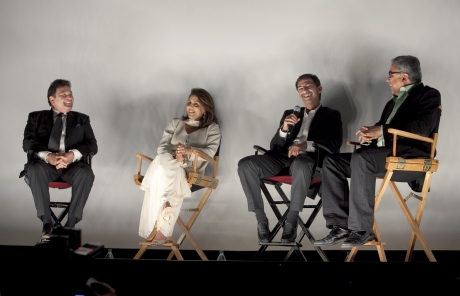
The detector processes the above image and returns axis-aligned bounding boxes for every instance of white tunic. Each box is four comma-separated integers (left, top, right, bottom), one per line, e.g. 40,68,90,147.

138,118,221,238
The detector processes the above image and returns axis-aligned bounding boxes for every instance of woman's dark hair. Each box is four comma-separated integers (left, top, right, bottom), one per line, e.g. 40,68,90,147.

181,88,218,127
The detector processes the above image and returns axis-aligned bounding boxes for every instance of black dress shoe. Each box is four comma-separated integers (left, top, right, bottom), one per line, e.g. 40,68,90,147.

341,231,375,248
313,225,351,246
41,222,53,236
281,221,297,243
257,222,270,243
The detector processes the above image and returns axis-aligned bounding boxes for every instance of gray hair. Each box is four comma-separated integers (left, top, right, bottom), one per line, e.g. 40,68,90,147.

391,55,422,83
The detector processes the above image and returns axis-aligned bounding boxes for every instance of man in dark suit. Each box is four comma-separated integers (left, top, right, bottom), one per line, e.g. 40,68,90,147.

21,79,98,236
314,55,441,247
238,74,343,243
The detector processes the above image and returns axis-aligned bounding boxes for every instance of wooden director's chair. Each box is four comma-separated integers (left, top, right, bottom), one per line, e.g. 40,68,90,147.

345,105,441,262
133,145,220,260
251,144,332,262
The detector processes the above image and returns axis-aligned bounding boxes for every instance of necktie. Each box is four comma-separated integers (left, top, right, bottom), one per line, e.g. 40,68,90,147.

48,113,63,152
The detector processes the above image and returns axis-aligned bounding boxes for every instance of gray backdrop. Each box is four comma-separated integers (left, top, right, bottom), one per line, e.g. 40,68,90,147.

1,0,459,252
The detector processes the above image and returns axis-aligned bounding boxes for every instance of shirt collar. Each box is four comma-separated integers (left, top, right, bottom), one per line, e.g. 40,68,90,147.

304,104,321,116
393,82,421,101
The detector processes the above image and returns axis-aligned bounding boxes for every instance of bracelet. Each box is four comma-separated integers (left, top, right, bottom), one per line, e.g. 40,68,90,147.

45,153,50,163
280,127,289,133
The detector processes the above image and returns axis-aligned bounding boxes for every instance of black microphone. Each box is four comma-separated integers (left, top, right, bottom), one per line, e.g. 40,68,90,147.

288,105,302,134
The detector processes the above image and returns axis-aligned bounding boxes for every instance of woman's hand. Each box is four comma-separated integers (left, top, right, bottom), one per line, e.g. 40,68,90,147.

175,142,191,162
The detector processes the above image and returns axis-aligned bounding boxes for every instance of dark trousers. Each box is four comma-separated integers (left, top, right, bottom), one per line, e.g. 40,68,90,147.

321,147,424,233
27,160,95,224
237,151,315,212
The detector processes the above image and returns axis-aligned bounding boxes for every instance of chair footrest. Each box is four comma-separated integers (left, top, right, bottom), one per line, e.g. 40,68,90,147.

363,241,386,246
139,241,178,247
181,208,199,212
50,202,70,208
259,241,302,247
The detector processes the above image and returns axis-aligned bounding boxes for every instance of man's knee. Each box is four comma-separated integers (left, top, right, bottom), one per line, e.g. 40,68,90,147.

291,156,314,174
73,163,95,182
27,161,46,177
237,156,254,174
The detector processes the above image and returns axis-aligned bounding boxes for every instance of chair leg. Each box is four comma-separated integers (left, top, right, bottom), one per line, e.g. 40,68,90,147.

291,200,329,262
405,173,432,261
166,188,213,261
134,229,157,259
345,217,387,262
389,177,436,262
166,217,208,260
345,174,390,262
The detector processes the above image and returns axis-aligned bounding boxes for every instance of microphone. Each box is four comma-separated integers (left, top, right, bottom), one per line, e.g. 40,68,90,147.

288,105,302,134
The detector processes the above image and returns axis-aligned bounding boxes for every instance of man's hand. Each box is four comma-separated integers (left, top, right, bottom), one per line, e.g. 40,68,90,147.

282,113,300,131
356,125,382,144
288,142,308,157
47,151,75,169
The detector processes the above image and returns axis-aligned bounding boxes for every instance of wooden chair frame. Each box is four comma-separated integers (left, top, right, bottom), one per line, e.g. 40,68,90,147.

346,106,441,262
133,148,219,260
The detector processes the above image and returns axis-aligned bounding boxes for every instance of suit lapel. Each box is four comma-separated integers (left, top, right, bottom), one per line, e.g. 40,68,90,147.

391,83,424,121
66,111,77,137
45,109,54,134
308,105,323,135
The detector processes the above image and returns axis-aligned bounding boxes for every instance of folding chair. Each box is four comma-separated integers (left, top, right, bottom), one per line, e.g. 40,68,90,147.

251,144,331,262
345,105,441,262
21,151,93,230
133,145,220,260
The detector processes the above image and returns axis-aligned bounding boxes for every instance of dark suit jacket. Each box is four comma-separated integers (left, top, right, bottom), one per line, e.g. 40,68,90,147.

22,109,98,172
373,83,441,159
269,105,343,168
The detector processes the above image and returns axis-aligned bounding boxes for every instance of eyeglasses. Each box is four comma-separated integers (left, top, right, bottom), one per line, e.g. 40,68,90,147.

388,71,403,77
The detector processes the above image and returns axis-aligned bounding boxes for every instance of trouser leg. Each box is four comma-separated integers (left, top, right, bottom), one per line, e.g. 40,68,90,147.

237,153,291,211
348,147,390,233
27,160,60,222
289,155,315,212
61,162,95,224
321,153,352,229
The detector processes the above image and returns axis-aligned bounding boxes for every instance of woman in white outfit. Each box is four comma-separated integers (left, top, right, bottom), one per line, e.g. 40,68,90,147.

138,88,221,245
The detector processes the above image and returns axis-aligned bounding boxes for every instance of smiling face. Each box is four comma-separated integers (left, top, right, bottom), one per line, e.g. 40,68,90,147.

49,86,74,113
296,78,322,110
186,94,205,121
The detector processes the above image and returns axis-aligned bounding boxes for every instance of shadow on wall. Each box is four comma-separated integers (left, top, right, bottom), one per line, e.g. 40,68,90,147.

321,82,355,152
322,77,390,152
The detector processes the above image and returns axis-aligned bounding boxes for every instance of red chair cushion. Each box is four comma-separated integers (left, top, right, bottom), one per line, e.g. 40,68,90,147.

49,181,72,189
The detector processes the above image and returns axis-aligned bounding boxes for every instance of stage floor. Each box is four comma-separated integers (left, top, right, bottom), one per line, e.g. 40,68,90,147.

1,245,460,295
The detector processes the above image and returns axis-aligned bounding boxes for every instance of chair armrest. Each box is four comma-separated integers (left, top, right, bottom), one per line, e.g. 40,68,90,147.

135,153,154,162
134,153,154,185
388,128,436,157
347,141,362,152
315,143,333,154
347,129,436,157
253,145,268,155
190,149,218,177
387,128,434,144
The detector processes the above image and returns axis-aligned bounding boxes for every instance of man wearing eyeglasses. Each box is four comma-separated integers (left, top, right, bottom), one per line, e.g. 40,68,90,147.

313,55,441,247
